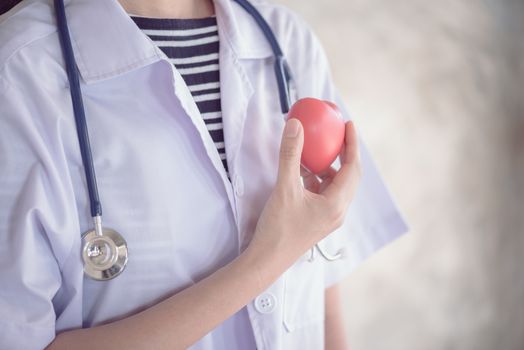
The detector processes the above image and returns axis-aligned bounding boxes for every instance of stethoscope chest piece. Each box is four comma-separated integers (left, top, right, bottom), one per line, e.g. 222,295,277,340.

82,228,128,281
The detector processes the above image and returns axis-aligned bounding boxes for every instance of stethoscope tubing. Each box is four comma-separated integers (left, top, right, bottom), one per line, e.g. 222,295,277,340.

232,0,293,113
54,0,102,219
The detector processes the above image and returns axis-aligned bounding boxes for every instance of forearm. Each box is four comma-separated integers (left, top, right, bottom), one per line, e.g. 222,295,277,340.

47,246,281,350
325,283,349,350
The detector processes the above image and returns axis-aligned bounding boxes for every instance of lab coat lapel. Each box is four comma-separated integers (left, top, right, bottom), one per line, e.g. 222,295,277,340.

218,47,253,181
217,35,253,251
175,61,239,207
214,0,273,249
167,49,253,251
146,47,238,222
214,0,272,182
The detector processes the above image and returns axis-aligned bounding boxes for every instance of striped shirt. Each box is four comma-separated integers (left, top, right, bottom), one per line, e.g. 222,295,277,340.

130,16,229,177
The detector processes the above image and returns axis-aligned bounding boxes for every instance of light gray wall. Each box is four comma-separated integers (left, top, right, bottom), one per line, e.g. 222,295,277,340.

274,0,524,349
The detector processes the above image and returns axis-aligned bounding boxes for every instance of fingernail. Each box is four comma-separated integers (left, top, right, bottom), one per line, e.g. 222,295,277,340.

285,119,300,138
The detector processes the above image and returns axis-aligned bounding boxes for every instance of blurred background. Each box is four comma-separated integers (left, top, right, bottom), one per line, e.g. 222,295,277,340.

275,0,524,349
0,0,521,348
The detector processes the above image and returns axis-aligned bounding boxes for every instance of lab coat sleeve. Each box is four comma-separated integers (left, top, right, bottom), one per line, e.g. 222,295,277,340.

0,75,80,349
284,12,409,289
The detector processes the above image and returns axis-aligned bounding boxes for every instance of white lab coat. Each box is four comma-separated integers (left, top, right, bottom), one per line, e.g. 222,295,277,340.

0,0,408,349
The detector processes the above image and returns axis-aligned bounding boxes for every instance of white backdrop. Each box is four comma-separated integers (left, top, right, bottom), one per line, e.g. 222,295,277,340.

274,0,524,349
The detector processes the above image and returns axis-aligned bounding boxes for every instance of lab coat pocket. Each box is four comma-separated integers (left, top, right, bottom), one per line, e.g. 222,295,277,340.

282,252,326,332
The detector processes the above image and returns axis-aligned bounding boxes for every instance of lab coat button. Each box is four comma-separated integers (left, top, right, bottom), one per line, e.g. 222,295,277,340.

233,175,244,197
254,292,276,314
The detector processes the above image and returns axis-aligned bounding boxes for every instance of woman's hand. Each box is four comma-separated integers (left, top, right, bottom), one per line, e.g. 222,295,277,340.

246,118,361,283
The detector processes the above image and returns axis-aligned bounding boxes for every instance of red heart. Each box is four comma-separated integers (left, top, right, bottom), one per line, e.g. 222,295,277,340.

288,98,345,174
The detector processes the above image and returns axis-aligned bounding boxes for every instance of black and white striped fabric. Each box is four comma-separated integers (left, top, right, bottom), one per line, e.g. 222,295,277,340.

130,16,229,176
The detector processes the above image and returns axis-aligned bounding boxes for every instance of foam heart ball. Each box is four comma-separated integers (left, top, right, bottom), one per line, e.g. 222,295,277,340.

287,97,345,174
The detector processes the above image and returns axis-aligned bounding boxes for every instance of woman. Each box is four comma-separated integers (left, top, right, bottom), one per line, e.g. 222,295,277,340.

0,0,408,349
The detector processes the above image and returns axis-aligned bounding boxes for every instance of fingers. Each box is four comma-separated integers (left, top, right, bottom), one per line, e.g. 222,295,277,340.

340,120,360,166
322,121,361,205
276,118,304,189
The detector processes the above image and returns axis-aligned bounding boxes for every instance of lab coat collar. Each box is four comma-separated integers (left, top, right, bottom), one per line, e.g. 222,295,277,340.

65,0,273,84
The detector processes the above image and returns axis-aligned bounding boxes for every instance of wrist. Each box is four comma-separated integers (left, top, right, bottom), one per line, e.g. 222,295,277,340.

239,244,282,293
239,238,296,293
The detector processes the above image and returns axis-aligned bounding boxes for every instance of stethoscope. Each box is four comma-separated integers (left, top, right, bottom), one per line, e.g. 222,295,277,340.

54,0,344,281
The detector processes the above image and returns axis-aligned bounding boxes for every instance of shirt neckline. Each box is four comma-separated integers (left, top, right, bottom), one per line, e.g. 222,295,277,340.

129,14,218,30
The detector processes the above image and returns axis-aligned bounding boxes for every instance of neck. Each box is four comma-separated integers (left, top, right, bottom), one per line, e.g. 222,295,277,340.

118,0,215,18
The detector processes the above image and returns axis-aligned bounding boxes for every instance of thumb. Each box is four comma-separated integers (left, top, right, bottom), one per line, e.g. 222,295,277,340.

276,118,304,187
